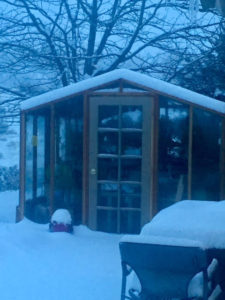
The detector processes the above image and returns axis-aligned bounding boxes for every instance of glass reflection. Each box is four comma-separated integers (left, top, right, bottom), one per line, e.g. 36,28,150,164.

37,116,45,197
98,132,118,154
58,117,66,161
120,211,141,234
25,109,50,224
97,183,118,207
97,209,117,233
121,132,142,155
54,98,83,225
98,105,119,128
121,158,141,181
98,158,118,180
122,106,142,129
158,97,188,211
192,109,221,200
25,114,33,200
120,184,141,208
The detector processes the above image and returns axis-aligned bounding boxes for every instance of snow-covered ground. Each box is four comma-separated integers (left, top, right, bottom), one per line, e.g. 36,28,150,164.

0,190,19,222
0,191,122,300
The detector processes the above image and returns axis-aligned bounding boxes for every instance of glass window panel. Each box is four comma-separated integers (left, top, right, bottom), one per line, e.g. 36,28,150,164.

98,158,118,180
54,97,83,225
58,117,66,161
97,183,118,207
192,109,221,200
120,211,141,234
121,158,141,181
120,184,141,208
97,209,117,233
37,116,45,198
98,105,119,128
122,82,146,92
121,106,142,129
98,132,118,155
121,132,142,156
25,114,33,200
25,109,51,224
158,97,189,211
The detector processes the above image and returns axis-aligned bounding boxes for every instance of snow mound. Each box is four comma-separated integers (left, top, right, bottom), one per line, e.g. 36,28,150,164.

142,200,225,249
51,209,72,225
0,190,18,223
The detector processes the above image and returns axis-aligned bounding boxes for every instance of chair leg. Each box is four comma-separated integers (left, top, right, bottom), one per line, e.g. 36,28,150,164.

121,263,128,300
202,270,208,300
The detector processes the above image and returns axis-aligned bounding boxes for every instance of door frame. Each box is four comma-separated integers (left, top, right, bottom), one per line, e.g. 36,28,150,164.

87,95,153,232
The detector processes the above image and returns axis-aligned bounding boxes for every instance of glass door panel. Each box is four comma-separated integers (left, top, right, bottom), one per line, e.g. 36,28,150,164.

98,158,118,180
25,114,34,200
121,158,142,181
121,106,142,129
89,96,151,233
97,210,117,233
97,183,118,207
98,132,118,154
120,184,141,208
98,105,119,128
121,132,142,155
37,116,45,198
120,210,141,234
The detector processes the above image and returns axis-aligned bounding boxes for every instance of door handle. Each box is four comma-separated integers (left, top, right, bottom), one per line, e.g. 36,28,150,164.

90,168,97,175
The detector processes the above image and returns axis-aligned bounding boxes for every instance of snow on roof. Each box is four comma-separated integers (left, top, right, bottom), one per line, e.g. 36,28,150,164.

21,69,225,115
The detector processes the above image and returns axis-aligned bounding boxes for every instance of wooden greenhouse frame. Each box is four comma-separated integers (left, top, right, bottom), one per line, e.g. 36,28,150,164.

18,70,225,233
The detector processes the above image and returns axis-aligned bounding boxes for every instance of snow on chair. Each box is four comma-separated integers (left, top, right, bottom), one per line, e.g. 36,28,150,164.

119,235,219,300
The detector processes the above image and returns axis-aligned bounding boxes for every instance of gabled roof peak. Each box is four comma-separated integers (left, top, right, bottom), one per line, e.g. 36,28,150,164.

21,68,225,115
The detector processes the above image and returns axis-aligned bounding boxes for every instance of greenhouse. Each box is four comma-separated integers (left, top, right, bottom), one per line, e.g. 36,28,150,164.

18,69,225,234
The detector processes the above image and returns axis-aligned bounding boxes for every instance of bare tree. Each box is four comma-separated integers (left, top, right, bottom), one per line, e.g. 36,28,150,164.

0,0,223,123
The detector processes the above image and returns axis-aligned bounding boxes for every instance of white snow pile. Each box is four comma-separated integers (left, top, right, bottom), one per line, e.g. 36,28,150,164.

51,209,72,225
142,200,225,249
0,190,18,223
0,193,224,300
0,192,122,300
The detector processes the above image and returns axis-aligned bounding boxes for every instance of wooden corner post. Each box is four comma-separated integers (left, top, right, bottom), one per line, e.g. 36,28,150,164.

221,117,225,200
150,95,159,218
17,112,26,222
49,104,55,216
188,106,193,200
82,94,89,225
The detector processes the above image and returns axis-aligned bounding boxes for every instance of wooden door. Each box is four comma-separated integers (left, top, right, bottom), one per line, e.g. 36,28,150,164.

89,96,152,233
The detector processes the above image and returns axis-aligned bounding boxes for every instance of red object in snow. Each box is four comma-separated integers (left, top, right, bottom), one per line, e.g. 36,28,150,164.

49,221,73,233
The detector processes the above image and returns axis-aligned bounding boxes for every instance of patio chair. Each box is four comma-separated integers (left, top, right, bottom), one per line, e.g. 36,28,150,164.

119,240,216,300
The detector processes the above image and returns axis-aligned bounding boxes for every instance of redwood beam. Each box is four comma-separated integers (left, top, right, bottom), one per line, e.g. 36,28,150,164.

220,118,225,200
17,112,26,222
49,104,55,215
33,115,37,200
150,95,159,218
188,106,193,199
82,94,89,225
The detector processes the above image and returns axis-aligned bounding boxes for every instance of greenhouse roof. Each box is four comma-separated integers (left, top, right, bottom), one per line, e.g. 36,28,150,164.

21,69,225,115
